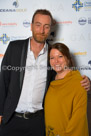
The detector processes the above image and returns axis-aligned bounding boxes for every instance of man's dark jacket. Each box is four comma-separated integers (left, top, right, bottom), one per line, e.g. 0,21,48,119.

0,38,55,124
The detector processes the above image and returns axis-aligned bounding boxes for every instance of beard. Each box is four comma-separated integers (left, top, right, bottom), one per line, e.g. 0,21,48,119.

33,32,49,43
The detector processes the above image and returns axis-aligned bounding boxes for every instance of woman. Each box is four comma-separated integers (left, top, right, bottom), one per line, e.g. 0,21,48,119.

44,43,89,136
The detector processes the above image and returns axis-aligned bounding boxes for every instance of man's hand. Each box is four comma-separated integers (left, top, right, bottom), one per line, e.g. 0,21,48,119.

81,75,91,91
0,116,2,125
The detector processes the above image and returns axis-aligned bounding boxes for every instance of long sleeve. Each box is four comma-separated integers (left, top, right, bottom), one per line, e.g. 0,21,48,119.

45,70,89,136
0,43,11,115
63,85,89,136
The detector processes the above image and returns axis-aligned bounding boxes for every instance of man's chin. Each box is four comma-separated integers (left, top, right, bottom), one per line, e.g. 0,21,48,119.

35,38,46,43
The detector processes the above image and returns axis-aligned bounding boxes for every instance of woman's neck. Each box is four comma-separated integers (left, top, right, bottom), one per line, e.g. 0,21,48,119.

55,69,71,80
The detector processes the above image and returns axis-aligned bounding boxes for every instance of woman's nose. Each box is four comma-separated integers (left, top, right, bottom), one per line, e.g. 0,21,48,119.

55,58,59,63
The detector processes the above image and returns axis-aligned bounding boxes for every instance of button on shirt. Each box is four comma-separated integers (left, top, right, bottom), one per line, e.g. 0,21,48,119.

15,39,48,113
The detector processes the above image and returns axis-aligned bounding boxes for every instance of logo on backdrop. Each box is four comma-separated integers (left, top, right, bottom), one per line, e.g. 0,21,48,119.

78,17,87,25
10,36,27,41
0,21,17,27
88,18,91,24
78,17,91,25
0,0,27,12
73,52,87,56
72,0,83,11
88,60,91,66
23,20,30,27
13,0,19,8
84,1,91,11
0,34,10,44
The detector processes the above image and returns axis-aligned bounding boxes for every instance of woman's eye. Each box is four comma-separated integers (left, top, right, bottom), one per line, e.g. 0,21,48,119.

59,56,63,58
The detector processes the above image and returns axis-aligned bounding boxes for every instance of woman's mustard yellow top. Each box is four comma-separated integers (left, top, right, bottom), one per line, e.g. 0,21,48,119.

44,70,89,136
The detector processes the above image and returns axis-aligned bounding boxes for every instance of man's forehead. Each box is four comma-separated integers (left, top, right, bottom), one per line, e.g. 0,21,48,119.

34,14,51,20
33,14,51,24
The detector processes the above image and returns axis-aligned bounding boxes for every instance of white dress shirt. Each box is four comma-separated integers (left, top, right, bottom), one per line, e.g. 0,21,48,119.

15,39,48,113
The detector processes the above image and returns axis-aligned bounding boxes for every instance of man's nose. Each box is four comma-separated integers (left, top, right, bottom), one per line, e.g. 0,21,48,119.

40,26,44,33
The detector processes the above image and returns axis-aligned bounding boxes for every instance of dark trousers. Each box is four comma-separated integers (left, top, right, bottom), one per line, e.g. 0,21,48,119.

0,111,45,136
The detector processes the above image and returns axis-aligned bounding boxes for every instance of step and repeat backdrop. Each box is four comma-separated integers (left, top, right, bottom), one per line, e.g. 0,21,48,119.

0,0,91,78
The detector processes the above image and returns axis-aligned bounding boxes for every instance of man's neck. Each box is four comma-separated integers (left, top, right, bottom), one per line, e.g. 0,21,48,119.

30,38,45,59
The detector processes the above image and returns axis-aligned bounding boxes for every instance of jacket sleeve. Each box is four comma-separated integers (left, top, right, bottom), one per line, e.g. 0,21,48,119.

63,85,89,136
0,43,12,115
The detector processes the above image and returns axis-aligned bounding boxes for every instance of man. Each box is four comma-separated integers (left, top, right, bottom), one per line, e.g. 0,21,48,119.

0,9,90,136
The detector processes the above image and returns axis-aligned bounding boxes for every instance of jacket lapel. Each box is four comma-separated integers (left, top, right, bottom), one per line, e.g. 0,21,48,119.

20,38,29,90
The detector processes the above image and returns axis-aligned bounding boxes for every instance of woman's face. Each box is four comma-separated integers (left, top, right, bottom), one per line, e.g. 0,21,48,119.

50,49,69,73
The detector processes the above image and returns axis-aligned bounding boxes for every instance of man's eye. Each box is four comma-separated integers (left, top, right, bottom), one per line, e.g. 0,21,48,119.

35,23,41,26
50,57,54,59
45,26,49,28
36,24,40,26
45,26,50,29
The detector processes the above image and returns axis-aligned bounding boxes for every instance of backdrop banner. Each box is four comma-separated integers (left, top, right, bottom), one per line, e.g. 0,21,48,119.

0,0,91,78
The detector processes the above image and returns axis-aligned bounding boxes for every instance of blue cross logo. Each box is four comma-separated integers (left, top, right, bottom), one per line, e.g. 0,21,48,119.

13,0,19,8
0,34,10,44
72,0,83,11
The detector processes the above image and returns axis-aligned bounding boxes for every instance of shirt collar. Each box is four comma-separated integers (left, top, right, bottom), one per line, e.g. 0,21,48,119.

39,42,48,55
29,37,48,55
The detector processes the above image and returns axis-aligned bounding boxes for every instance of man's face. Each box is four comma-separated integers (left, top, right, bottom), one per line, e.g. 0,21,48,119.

31,14,51,43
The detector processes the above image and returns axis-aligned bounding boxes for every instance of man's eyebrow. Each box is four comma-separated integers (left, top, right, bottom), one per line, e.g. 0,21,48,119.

35,22,41,24
35,22,51,26
44,24,51,26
